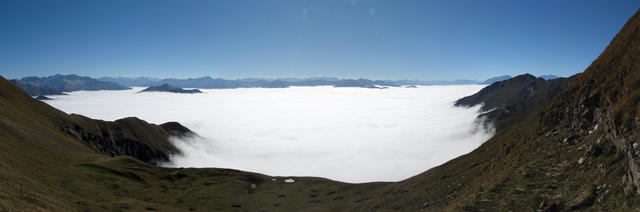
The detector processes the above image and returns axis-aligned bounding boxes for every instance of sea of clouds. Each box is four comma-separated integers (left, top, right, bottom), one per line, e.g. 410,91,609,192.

46,85,492,183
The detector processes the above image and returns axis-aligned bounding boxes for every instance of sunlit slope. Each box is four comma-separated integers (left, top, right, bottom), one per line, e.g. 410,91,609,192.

349,9,640,211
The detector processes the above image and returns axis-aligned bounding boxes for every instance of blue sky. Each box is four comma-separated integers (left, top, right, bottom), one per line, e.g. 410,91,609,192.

0,0,637,80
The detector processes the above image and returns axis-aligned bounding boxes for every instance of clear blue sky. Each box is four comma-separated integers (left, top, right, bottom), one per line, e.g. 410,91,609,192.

0,0,637,80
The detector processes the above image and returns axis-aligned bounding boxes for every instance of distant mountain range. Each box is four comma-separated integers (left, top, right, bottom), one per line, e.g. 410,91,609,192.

9,79,65,96
9,74,561,97
99,75,561,88
140,84,202,93
19,74,130,92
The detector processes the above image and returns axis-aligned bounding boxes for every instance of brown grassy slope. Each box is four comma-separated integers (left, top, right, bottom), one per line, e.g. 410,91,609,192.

347,9,640,211
0,75,384,211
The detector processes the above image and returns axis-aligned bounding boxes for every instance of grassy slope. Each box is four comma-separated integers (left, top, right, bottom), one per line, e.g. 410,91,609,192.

351,9,640,211
0,76,385,211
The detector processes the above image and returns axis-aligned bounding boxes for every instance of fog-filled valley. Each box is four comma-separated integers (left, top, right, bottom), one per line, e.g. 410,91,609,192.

45,85,492,183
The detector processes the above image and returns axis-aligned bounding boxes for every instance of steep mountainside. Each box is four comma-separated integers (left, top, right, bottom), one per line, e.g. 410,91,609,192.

20,74,130,92
63,114,192,164
10,79,64,96
350,9,640,211
455,74,571,132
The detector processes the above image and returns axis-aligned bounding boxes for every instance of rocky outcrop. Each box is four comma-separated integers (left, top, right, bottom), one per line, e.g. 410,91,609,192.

60,115,193,165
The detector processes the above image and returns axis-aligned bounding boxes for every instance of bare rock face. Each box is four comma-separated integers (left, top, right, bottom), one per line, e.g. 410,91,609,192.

60,115,194,165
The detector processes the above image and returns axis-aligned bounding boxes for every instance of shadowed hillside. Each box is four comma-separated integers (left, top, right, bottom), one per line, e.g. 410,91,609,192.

455,74,571,132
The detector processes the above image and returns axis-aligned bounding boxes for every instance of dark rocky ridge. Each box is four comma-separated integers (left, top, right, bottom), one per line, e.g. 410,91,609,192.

62,115,192,165
140,84,202,93
456,74,571,132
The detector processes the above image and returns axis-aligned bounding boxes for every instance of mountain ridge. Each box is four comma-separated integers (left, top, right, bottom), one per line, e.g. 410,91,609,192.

19,74,130,92
98,75,521,87
455,73,572,132
9,79,65,96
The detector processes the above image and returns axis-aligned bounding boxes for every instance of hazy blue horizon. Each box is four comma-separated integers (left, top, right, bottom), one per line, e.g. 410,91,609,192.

1,1,638,80
11,73,516,82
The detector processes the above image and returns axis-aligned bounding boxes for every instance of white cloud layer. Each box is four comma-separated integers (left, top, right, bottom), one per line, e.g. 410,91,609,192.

46,85,492,183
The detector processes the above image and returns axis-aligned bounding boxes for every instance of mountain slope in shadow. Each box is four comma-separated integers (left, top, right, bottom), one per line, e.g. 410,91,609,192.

455,74,571,132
